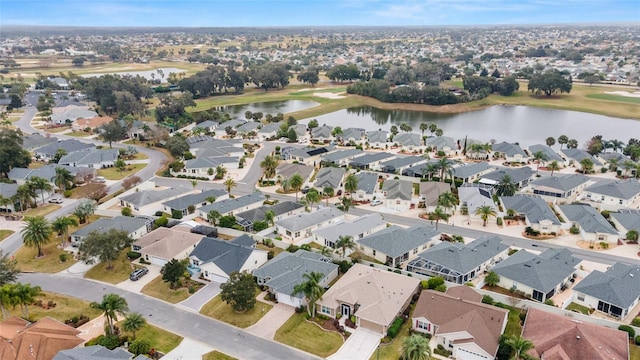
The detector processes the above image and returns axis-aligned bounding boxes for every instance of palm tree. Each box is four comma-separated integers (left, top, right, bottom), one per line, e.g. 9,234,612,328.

547,161,560,176
292,272,324,318
344,173,359,199
608,158,619,172
264,210,275,227
431,206,448,230
114,159,127,175
475,205,497,227
14,283,42,319
545,137,555,147
207,210,221,226
335,235,354,257
289,174,304,201
436,158,453,183
495,175,517,197
21,216,52,258
122,312,146,339
485,271,500,287
505,335,535,360
27,176,52,205
0,195,11,213
532,151,548,175
567,139,579,149
622,160,636,178
340,196,352,213
90,293,129,335
190,180,198,192
73,199,95,224
260,155,279,180
52,166,74,192
557,135,568,149
280,178,291,194
215,165,227,179
419,122,429,137
420,163,438,181
304,189,321,210
223,177,237,195
401,334,432,360
437,191,457,214
0,283,19,320
51,216,78,245
579,158,594,174
15,184,35,212
428,123,437,135
322,186,334,206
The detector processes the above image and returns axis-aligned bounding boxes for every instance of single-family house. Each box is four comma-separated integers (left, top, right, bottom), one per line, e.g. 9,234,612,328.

236,121,261,136
197,192,266,219
314,167,346,191
320,149,363,167
311,125,333,142
8,164,94,187
194,145,244,159
480,167,536,189
120,187,189,215
50,107,98,125
452,162,493,184
188,138,242,152
419,182,451,211
0,183,18,212
407,235,510,284
313,214,387,249
573,262,640,319
71,115,114,132
560,148,603,171
49,76,70,89
412,289,508,360
353,171,381,202
174,156,240,178
71,216,150,244
525,174,591,203
193,120,219,134
161,189,228,218
349,152,395,170
610,209,640,236
366,130,389,149
393,133,423,152
599,152,636,176
132,225,204,266
380,156,427,174
527,144,564,165
584,179,640,211
57,148,119,168
316,263,420,334
22,133,58,151
358,225,440,267
491,142,529,163
257,122,280,140
557,204,619,243
189,235,268,283
491,248,580,302
521,307,629,360
34,139,94,161
0,316,84,360
424,136,458,156
381,179,414,211
339,127,366,145
458,183,495,220
275,163,314,184
54,345,141,360
214,119,246,134
288,124,309,142
275,207,345,243
500,195,561,233
254,250,339,307
235,201,306,231
285,146,334,166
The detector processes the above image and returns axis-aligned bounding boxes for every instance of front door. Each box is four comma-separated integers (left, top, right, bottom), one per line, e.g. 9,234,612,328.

341,303,351,318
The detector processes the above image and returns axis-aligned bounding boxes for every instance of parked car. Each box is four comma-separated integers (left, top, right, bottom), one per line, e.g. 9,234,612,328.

129,267,149,281
370,199,383,206
48,196,63,204
93,176,106,183
301,186,310,194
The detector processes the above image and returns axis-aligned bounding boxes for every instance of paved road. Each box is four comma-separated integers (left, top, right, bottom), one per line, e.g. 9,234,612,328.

18,273,320,360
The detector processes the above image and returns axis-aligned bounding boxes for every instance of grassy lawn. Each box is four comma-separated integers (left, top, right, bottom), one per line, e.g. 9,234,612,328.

84,249,138,284
97,163,146,180
130,152,149,160
67,131,92,137
370,318,411,360
7,291,102,322
256,243,284,257
274,313,344,358
117,321,183,354
69,183,106,199
631,344,640,360
23,204,61,217
586,93,640,105
202,351,238,360
199,290,272,328
0,230,14,242
28,162,46,169
141,276,196,304
15,239,77,273
504,307,523,337
566,302,591,315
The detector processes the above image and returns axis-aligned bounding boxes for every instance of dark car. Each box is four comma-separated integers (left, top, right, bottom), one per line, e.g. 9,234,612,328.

301,186,310,194
129,267,149,281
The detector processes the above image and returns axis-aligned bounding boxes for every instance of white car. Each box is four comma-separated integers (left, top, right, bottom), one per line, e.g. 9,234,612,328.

370,199,383,206
48,196,63,204
93,176,106,183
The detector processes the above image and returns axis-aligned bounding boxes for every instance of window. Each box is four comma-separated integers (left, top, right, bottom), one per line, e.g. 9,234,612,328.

295,232,300,238
396,200,401,205
413,248,418,254
372,250,376,256
416,320,430,331
286,230,292,236
321,305,331,315
619,199,623,204
577,294,585,301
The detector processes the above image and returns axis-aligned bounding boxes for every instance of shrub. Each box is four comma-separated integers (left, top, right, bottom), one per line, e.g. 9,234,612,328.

420,280,428,289
599,241,609,249
519,311,527,323
121,207,133,217
294,305,306,314
252,221,268,232
127,251,141,260
632,317,640,327
544,299,555,306
267,250,274,260
434,344,452,357
569,226,580,234
333,260,352,274
154,217,168,228
635,335,640,346
286,244,300,253
129,339,152,356
496,217,503,226
618,325,635,339
427,277,445,290
387,317,404,338
171,209,183,219
63,190,72,198
59,253,68,262
154,211,164,216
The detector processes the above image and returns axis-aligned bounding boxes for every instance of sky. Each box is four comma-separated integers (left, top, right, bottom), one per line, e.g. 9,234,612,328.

1,0,639,27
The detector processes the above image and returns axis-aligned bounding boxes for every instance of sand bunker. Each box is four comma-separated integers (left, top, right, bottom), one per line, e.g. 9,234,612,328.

604,91,640,98
313,92,346,99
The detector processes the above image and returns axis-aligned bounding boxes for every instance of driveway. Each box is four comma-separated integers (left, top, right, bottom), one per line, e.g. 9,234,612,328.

178,282,221,312
328,327,382,360
162,337,213,359
246,301,295,339
116,265,161,292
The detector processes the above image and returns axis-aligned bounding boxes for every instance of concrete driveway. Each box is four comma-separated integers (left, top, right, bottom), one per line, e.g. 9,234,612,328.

162,337,213,359
246,301,295,339
116,266,161,292
328,327,382,360
178,282,221,312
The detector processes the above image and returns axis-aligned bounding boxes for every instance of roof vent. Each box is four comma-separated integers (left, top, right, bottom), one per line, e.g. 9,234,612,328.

576,336,580,340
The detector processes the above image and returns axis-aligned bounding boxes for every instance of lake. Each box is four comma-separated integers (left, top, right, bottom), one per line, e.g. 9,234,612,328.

218,100,319,117
302,105,640,147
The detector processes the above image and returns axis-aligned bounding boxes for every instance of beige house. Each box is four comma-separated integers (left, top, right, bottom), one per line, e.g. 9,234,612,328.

132,226,204,266
316,263,420,334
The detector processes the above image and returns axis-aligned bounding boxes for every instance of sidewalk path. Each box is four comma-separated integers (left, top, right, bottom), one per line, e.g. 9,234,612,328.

246,296,294,339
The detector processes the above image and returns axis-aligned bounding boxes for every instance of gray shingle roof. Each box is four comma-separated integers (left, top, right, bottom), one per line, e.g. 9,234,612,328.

500,195,560,225
311,125,333,138
393,133,422,147
189,236,257,274
358,225,440,258
453,162,491,179
366,130,388,143
341,127,365,140
22,133,58,151
321,149,363,163
72,216,149,238
482,167,535,185
235,201,304,223
562,149,603,165
349,152,395,167
492,142,526,157
491,249,580,293
610,210,640,232
50,107,98,123
53,345,134,360
530,174,589,192
380,156,425,172
8,164,86,182
253,250,337,298
276,207,343,232
413,236,508,274
527,144,564,163
215,119,246,130
558,204,618,234
574,263,640,309
34,139,94,157
355,172,379,194
236,121,261,133
586,179,640,200
188,138,240,150
0,183,18,199
162,189,227,211
183,156,239,170
199,192,265,215
193,120,219,129
58,149,119,167
424,136,457,149
258,122,281,134
120,187,188,207
314,214,386,244
382,179,413,200
276,163,314,179
315,167,346,189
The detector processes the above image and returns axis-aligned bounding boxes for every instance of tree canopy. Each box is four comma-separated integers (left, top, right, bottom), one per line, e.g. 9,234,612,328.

79,229,132,269
220,271,257,312
528,69,572,96
0,129,31,177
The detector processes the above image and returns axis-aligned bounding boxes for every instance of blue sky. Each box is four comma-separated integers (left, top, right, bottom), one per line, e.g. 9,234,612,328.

2,0,639,27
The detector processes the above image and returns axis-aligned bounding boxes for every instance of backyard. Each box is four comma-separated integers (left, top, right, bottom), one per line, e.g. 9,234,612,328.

274,313,344,358
199,290,272,328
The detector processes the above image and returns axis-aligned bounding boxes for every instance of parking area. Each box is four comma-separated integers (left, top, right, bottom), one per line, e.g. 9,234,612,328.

115,265,161,292
246,301,295,339
178,282,221,312
162,337,213,359
328,327,381,360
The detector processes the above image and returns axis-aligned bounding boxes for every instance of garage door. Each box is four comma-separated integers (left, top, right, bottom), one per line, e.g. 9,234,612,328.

150,256,167,267
276,292,303,307
359,319,384,334
205,272,228,284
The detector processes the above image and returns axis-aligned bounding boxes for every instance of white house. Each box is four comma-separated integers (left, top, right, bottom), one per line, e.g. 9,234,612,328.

275,207,345,244
313,214,387,249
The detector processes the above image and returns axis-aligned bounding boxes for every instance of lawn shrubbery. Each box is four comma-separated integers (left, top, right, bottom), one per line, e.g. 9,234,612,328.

619,325,635,339
387,317,404,339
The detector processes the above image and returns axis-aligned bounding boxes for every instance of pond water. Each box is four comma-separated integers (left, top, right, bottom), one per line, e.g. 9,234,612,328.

218,100,319,117
302,105,640,147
